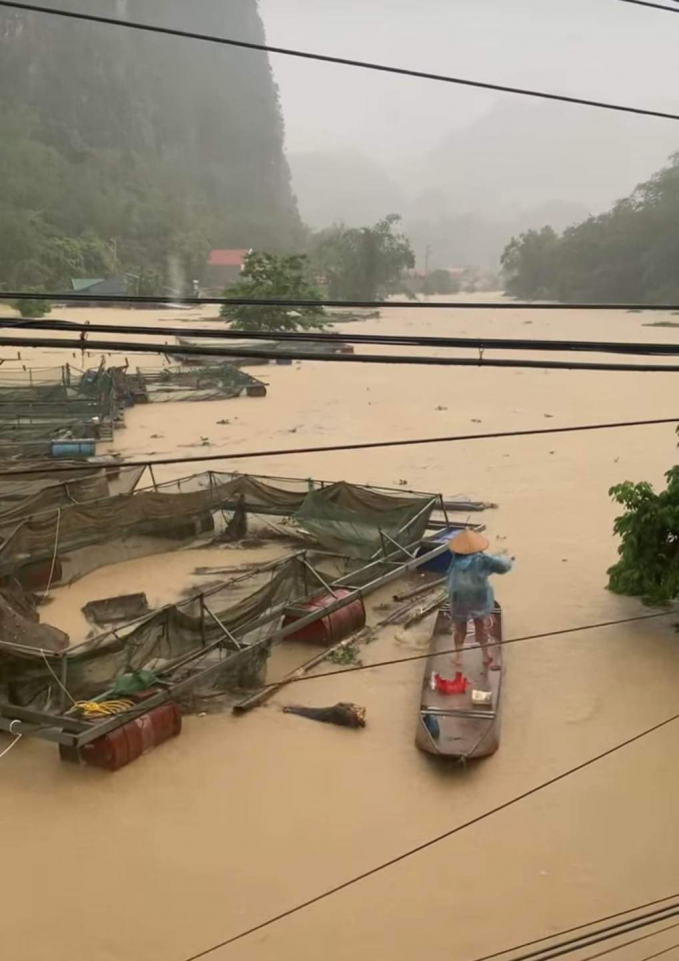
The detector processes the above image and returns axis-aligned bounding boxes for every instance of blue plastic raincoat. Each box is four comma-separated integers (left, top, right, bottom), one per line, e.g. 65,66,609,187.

446,552,512,621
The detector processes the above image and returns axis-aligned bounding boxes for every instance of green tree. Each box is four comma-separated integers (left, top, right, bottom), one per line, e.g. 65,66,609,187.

314,215,415,301
501,153,679,304
608,466,679,605
0,1,303,294
220,251,326,332
11,295,51,319
500,227,559,299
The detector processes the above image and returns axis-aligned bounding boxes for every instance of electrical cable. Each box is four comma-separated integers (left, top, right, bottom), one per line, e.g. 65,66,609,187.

8,318,679,358
1,2,679,123
615,0,679,13
207,609,678,698
469,896,679,961
179,707,679,957
634,940,679,961
1,415,677,478
507,919,679,961
4,292,679,310
562,922,679,961
68,605,679,725
5,332,679,372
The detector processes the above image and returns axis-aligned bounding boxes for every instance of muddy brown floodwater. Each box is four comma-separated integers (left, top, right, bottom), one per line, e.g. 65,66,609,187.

2,297,679,961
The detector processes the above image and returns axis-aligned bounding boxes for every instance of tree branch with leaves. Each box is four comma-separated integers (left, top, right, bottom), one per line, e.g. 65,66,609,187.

220,251,326,332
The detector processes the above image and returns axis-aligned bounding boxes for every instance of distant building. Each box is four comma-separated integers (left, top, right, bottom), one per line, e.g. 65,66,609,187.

70,277,129,299
205,249,251,289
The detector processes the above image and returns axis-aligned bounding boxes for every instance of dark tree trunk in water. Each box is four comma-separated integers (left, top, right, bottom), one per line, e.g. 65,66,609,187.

283,703,367,728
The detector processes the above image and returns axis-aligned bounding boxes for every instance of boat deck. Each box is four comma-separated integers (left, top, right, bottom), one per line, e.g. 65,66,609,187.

416,605,503,759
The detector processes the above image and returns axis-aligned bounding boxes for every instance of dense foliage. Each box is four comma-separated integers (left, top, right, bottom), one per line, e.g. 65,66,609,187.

220,252,326,332
608,465,679,605
0,0,302,295
501,153,679,303
11,296,51,319
313,215,415,301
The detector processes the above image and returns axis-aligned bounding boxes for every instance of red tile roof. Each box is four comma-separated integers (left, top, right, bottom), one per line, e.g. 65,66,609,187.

208,249,250,267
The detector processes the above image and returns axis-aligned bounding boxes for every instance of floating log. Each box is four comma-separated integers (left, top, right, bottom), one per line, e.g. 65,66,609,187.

283,702,366,728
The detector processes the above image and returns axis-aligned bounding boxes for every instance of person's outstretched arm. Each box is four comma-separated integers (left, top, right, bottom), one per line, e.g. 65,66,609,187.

484,554,513,575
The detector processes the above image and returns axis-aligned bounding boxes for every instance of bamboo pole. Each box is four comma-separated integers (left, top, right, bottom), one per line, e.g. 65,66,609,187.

393,576,445,602
403,590,447,628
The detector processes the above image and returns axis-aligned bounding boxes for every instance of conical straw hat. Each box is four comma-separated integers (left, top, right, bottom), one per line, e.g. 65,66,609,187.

448,529,490,555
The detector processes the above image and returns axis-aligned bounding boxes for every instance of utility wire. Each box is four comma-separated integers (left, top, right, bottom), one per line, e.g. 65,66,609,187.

568,922,679,961
5,333,679,372
2,415,677,478
634,940,679,961
615,0,679,13
469,896,679,961
180,708,679,958
4,292,679,311
1,2,679,123
9,318,679,358
510,918,679,961
216,609,678,698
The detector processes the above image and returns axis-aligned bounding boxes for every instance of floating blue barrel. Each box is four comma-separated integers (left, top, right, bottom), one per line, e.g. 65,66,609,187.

416,527,461,574
51,440,96,458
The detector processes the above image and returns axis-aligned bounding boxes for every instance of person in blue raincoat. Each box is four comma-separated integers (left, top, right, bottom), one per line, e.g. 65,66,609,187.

446,529,513,672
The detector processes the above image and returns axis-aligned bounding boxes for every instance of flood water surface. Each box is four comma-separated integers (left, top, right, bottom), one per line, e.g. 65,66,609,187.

2,300,679,961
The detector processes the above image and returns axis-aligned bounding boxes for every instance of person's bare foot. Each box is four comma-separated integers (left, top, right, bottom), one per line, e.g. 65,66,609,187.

483,657,501,671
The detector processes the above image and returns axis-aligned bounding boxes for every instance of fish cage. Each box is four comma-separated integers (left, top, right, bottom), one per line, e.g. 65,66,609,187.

129,363,267,402
0,534,453,751
0,469,487,591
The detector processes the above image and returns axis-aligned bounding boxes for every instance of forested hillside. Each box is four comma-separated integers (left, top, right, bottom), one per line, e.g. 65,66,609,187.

0,0,302,293
501,153,679,304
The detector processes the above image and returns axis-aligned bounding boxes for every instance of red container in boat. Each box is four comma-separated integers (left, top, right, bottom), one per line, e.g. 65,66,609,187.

80,703,182,772
282,589,366,645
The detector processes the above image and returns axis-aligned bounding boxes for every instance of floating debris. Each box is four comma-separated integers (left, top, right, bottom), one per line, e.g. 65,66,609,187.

283,703,366,728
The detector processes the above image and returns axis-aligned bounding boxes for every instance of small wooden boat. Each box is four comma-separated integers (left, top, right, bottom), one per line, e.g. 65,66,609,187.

416,604,503,759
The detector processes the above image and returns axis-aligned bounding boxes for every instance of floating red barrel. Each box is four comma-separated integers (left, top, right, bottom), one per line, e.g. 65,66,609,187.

78,703,182,772
282,589,365,645
17,558,63,591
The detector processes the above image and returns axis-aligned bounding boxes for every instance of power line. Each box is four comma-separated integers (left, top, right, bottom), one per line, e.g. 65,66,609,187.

470,896,679,961
3,292,679,311
514,919,679,961
635,941,679,961
5,333,679,372
615,0,679,13
572,922,679,961
179,708,679,958
215,609,678,698
9,318,679,358
473,915,679,961
2,414,677,478
1,3,679,123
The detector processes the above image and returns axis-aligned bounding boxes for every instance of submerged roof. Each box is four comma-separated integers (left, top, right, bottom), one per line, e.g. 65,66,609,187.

208,249,250,267
71,278,105,291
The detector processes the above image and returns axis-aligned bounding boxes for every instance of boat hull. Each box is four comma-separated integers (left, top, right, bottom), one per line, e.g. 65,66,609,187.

416,605,503,759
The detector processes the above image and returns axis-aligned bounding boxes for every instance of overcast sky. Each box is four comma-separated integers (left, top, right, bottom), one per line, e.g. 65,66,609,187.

258,0,679,160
